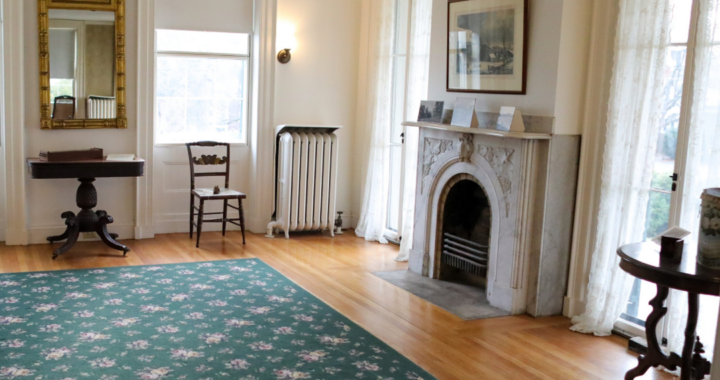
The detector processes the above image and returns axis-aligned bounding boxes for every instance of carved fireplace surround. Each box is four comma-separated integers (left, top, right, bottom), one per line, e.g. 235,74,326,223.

404,121,580,317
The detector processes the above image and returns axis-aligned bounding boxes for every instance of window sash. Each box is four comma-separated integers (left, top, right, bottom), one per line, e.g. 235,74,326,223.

154,53,250,144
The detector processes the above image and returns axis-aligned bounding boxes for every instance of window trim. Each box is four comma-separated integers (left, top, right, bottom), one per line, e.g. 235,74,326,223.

153,30,251,146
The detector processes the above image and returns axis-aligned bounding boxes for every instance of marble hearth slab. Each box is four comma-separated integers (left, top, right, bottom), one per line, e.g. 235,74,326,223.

373,270,510,320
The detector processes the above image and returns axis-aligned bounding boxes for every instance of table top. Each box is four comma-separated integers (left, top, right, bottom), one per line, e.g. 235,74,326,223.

618,242,720,296
27,157,145,179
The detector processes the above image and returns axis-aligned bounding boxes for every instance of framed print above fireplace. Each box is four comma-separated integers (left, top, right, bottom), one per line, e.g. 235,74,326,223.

447,0,529,94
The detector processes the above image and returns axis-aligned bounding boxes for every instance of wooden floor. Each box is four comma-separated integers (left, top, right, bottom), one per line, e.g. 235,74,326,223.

0,231,675,380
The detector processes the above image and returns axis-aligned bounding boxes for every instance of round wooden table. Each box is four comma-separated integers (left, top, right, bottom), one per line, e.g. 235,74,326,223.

618,242,720,380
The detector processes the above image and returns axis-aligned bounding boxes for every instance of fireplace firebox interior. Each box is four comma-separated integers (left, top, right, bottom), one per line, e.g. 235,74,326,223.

440,179,491,281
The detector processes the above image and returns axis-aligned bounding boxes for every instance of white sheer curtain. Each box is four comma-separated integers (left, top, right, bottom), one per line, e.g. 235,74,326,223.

396,0,432,261
355,0,395,244
571,0,672,336
666,0,720,356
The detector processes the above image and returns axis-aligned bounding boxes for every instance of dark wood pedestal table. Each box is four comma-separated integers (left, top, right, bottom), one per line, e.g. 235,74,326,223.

27,158,145,259
618,242,720,380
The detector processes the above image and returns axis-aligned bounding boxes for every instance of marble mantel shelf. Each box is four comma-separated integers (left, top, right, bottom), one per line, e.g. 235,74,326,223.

403,121,552,140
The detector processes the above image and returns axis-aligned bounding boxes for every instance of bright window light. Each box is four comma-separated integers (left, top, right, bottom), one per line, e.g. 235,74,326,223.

155,30,250,144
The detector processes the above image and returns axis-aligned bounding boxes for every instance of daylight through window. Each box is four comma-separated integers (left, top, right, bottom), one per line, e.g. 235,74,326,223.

155,30,250,144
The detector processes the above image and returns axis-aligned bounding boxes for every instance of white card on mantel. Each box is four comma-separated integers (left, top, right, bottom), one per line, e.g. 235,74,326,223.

450,98,479,128
106,154,136,161
496,107,525,132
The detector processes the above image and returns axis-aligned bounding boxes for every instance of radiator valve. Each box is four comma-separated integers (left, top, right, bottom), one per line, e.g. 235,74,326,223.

334,212,344,235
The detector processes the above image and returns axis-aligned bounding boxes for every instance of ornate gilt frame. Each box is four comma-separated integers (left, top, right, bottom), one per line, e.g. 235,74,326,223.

38,0,127,129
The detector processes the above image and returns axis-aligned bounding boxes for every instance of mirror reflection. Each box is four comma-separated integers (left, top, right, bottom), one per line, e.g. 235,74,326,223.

48,9,116,120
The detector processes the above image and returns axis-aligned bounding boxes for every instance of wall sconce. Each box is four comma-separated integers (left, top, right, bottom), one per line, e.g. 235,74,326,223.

277,49,292,64
277,21,297,64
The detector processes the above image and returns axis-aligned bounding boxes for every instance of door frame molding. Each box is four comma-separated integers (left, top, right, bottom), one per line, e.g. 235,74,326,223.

135,0,155,239
247,0,277,233
2,0,29,245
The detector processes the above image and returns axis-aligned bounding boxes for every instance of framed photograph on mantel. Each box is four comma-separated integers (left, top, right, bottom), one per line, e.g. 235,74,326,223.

447,0,529,94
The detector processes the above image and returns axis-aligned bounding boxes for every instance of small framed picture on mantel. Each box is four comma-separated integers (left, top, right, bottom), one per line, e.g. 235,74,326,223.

447,0,529,94
417,101,445,123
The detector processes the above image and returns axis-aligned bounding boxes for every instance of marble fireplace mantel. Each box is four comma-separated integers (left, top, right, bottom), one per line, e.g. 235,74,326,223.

404,120,580,317
403,121,552,140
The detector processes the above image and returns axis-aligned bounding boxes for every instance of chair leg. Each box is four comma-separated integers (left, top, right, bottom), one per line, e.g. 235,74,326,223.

196,200,204,248
189,195,195,238
239,199,246,245
222,200,228,236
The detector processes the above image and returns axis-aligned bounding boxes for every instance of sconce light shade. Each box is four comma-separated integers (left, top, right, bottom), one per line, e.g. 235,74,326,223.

277,48,292,64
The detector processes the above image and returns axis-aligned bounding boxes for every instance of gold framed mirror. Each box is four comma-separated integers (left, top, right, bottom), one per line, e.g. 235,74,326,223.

38,0,126,129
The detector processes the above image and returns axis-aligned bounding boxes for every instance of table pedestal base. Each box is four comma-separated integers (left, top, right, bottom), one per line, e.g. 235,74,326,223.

625,285,711,380
47,178,129,259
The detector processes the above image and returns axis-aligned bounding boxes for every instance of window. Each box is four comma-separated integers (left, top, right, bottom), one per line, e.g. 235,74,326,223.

618,0,720,346
155,30,250,144
385,0,410,241
621,0,691,328
50,78,75,99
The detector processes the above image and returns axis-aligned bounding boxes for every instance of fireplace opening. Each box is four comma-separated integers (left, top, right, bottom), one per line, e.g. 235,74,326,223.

439,179,491,284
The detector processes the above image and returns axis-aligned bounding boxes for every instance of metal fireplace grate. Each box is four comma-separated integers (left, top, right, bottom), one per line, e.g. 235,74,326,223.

441,233,488,277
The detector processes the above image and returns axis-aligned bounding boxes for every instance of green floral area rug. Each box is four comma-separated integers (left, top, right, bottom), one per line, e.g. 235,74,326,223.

0,259,435,380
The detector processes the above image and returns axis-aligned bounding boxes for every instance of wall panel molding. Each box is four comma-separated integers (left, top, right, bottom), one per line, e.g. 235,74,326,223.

2,0,29,245
135,0,155,239
248,0,277,233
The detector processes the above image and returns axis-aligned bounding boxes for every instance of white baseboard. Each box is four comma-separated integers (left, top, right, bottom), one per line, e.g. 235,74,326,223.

246,217,267,235
563,296,586,318
154,217,246,235
347,212,359,229
134,225,155,240
27,223,135,245
5,227,28,246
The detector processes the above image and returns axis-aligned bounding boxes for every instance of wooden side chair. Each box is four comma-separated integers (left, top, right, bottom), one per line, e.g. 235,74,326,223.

186,141,246,247
52,96,76,120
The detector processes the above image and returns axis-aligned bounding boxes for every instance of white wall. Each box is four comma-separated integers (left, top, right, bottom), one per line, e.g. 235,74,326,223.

155,0,253,33
22,0,138,244
428,0,592,135
274,0,363,228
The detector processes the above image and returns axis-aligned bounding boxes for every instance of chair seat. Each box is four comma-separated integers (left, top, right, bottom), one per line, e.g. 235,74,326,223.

192,188,247,200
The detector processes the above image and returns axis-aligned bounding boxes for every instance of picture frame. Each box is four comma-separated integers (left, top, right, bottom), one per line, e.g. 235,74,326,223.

38,0,127,129
417,101,445,124
446,0,529,94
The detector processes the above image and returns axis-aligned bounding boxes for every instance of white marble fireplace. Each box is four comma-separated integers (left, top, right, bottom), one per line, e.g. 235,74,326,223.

405,121,580,317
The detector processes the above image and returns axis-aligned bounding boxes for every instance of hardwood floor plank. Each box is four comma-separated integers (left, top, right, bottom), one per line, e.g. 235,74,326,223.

0,231,675,379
